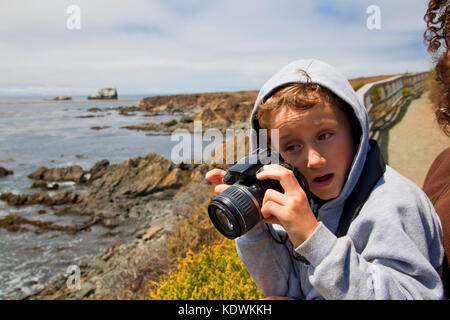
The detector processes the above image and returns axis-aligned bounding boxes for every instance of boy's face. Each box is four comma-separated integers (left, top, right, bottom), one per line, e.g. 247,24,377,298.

269,98,355,200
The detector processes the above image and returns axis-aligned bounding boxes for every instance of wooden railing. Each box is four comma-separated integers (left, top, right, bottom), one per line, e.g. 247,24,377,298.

356,71,428,113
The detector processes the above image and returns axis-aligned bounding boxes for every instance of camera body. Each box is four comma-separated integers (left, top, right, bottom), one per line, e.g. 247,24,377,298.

208,149,311,239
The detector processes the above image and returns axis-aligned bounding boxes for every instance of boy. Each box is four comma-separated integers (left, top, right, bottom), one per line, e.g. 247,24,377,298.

205,59,444,299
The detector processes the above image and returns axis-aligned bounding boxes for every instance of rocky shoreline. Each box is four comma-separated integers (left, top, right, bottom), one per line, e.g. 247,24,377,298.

0,90,257,299
2,153,215,299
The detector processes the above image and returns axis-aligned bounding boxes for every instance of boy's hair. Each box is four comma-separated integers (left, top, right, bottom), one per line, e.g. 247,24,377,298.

256,78,362,148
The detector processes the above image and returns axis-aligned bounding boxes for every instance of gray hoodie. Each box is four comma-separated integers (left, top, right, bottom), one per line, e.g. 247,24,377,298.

235,59,444,299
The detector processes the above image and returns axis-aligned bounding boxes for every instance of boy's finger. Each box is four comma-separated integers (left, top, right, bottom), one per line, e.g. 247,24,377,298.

205,169,227,185
214,184,231,195
262,188,287,206
256,164,301,195
263,215,281,225
261,200,283,220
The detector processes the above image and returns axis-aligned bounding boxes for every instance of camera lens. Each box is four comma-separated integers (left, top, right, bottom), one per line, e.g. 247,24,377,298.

208,183,264,239
215,208,234,232
208,203,240,238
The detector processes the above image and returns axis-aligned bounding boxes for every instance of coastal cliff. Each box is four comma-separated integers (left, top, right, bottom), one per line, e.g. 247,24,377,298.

127,91,259,133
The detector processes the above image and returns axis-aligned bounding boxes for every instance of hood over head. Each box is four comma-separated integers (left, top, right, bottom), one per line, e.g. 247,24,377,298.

250,59,370,211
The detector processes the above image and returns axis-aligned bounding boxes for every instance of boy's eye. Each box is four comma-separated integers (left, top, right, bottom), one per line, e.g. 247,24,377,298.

318,132,333,141
285,143,301,152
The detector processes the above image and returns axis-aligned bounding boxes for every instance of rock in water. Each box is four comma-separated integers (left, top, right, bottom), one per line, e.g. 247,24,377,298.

27,165,87,184
88,88,118,100
44,95,72,101
0,166,13,177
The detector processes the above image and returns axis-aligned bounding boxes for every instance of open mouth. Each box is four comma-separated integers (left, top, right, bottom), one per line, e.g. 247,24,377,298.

312,173,334,187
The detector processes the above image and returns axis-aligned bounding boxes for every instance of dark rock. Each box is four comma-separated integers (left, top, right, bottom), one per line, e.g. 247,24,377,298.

27,167,47,179
100,218,124,228
164,119,177,126
44,95,72,101
0,214,97,234
87,159,110,183
0,190,78,207
28,165,87,184
179,115,194,123
87,107,102,112
75,283,96,299
90,126,110,131
30,181,59,190
121,122,166,132
0,166,14,177
76,115,96,118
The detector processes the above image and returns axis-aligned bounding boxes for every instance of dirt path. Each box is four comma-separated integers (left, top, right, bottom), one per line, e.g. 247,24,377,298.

374,92,449,187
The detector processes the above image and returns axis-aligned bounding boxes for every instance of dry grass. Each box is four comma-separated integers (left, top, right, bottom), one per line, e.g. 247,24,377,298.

348,74,399,89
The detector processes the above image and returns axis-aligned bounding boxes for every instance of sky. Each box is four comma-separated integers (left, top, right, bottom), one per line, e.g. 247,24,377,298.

0,0,435,97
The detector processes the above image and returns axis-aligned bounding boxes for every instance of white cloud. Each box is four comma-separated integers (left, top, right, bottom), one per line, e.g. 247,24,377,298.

0,0,433,96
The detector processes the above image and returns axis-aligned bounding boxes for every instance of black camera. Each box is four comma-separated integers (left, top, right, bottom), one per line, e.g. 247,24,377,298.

207,149,311,239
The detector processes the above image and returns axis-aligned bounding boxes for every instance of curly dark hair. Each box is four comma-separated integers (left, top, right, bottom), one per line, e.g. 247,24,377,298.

424,0,449,52
424,0,450,136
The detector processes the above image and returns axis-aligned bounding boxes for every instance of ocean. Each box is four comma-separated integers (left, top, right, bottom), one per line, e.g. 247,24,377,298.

0,95,192,299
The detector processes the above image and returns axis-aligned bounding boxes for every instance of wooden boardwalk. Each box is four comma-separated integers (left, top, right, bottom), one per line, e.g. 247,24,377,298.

373,92,449,187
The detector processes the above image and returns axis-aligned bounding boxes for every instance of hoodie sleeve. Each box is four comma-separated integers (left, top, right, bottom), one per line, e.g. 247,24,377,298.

235,221,305,299
295,184,445,300
236,169,445,300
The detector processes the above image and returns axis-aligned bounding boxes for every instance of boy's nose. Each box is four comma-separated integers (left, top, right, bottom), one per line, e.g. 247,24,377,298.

306,148,326,169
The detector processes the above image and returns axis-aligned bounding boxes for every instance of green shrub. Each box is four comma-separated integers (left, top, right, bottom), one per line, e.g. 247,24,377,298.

370,88,382,103
150,238,264,300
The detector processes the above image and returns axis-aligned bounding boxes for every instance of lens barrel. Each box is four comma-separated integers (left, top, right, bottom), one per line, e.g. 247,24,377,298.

208,183,263,239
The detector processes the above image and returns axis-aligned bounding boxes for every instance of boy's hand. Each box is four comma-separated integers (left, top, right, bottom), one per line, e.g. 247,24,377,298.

205,169,231,195
256,164,319,247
